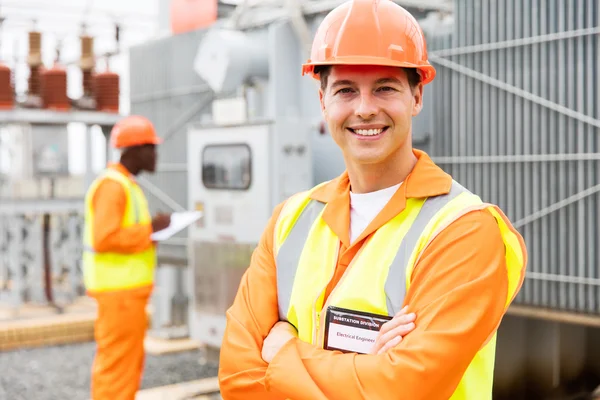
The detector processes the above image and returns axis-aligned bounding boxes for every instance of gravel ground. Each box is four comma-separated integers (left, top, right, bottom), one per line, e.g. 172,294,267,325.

0,342,219,400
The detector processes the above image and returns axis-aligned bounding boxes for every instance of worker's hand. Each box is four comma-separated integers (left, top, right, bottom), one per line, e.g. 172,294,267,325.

261,321,298,364
151,213,171,232
370,305,416,355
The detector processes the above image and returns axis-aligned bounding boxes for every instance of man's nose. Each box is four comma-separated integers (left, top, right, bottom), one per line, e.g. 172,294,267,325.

354,93,378,119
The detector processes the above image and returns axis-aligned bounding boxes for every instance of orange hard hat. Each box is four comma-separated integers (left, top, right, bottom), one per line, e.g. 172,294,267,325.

302,0,436,85
109,115,163,149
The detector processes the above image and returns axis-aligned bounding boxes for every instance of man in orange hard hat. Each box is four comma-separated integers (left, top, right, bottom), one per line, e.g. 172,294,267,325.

218,0,527,399
83,115,171,400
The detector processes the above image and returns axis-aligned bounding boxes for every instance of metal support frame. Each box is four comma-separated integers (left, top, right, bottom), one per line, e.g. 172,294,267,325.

429,49,600,229
429,24,600,298
0,110,119,310
136,97,215,214
137,177,186,212
431,26,600,57
434,153,600,163
285,0,312,56
428,54,600,129
0,198,84,214
512,183,600,229
161,96,214,142
526,271,600,287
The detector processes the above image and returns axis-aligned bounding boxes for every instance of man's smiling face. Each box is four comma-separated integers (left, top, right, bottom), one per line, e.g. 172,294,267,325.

319,65,423,168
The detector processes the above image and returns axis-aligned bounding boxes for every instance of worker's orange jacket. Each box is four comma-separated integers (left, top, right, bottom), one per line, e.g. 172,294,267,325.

218,150,523,399
88,162,154,299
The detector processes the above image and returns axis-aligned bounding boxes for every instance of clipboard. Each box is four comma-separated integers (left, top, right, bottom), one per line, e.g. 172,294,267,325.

150,211,203,241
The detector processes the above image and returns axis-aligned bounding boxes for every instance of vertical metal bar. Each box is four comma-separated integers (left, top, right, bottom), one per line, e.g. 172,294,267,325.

549,0,560,309
491,0,499,212
452,3,461,181
498,0,507,216
471,0,480,196
589,1,600,313
584,0,595,313
436,36,446,165
10,218,24,306
434,32,440,155
30,215,45,303
68,214,81,299
565,0,576,311
534,0,543,307
482,0,490,204
556,0,568,310
523,0,534,306
433,32,440,157
444,31,452,161
447,30,453,177
435,22,444,161
512,0,524,303
459,0,467,185
571,0,587,310
507,0,515,222
539,0,550,308
0,216,6,301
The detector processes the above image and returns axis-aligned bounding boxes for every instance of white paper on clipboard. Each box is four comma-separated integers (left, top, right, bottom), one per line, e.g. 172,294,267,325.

150,211,203,241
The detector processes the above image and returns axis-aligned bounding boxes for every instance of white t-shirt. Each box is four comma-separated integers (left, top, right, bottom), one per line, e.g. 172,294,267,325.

349,182,402,244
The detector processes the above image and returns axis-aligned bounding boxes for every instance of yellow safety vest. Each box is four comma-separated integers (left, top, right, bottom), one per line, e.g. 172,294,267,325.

273,180,526,399
82,168,156,292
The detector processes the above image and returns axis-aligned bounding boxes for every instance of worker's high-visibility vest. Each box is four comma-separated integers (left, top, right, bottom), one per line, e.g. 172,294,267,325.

83,168,156,292
273,180,526,400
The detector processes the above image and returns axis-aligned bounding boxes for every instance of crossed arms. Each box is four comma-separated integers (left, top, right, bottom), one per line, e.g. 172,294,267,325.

218,204,509,400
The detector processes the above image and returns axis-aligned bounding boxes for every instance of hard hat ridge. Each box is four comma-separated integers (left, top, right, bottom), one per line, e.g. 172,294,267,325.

109,115,163,149
302,0,436,85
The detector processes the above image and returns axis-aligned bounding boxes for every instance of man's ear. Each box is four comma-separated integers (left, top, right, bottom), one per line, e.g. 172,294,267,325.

319,88,325,111
319,88,327,118
411,83,424,117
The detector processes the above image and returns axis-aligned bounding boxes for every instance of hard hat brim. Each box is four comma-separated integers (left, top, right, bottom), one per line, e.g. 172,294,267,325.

302,57,436,85
112,136,163,149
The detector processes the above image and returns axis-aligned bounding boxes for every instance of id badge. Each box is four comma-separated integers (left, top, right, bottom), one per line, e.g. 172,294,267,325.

323,306,392,354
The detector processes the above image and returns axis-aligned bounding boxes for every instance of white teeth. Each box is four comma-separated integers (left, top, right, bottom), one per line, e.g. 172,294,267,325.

354,128,384,136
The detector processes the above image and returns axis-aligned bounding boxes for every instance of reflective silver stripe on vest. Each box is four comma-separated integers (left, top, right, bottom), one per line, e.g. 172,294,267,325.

276,200,327,320
384,181,469,315
276,180,470,320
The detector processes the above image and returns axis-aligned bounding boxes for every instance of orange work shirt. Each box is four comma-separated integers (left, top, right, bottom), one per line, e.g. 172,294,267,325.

218,150,510,400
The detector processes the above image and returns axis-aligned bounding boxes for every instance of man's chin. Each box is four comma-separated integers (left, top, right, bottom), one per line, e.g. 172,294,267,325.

348,153,389,167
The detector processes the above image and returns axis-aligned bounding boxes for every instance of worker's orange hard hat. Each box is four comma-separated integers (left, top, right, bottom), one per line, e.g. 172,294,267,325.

109,115,163,149
302,0,436,85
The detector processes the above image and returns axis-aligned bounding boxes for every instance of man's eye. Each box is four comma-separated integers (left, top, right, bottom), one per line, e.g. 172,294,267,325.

336,88,354,94
377,86,395,92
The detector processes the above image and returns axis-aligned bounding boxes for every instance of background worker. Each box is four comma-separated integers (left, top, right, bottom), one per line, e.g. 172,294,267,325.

218,1,528,399
82,115,171,400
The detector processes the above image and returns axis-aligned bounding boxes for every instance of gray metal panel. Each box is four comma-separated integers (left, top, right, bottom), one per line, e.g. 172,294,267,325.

424,0,600,314
128,1,600,316
129,30,214,262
